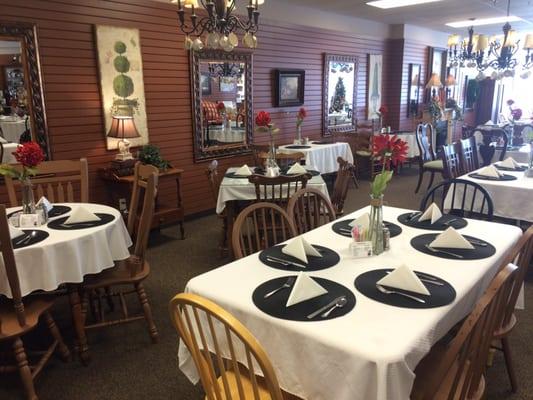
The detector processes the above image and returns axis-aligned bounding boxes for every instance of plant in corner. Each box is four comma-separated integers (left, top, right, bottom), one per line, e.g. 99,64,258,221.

138,144,170,171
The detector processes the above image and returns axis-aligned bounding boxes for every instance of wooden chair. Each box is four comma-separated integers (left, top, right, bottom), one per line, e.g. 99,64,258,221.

411,263,518,400
169,293,284,400
420,179,494,221
206,160,228,257
415,123,444,193
330,156,356,217
80,163,159,344
249,173,311,206
250,144,270,167
0,204,70,400
232,202,297,259
258,151,305,169
440,142,463,180
491,226,533,393
287,188,336,235
354,120,377,178
5,158,89,206
459,136,479,173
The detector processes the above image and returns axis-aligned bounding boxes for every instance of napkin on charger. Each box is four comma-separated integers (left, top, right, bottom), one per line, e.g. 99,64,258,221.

282,237,322,264
9,224,25,239
64,206,101,225
376,264,430,296
286,272,328,307
349,212,370,229
485,120,494,126
429,227,475,249
36,196,53,213
418,202,443,225
499,157,520,169
234,164,253,176
286,163,307,175
477,165,502,178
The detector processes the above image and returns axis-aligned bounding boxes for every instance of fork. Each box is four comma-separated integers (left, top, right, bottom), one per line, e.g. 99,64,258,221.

424,244,464,259
263,277,295,299
386,271,443,286
376,284,426,303
443,218,459,226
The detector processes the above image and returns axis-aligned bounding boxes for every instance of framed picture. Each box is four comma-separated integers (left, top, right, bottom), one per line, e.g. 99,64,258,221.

95,25,149,150
367,54,382,120
275,69,305,107
426,47,448,101
220,76,236,92
200,73,211,95
407,63,421,117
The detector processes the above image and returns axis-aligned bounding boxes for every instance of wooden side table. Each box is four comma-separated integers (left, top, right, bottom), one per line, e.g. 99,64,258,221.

99,167,185,239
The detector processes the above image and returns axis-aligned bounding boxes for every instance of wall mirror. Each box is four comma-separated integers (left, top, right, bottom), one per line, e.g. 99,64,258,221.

323,54,358,136
407,63,421,117
0,23,50,159
191,50,252,161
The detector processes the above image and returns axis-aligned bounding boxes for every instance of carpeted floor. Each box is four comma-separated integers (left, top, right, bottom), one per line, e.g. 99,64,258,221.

0,167,531,399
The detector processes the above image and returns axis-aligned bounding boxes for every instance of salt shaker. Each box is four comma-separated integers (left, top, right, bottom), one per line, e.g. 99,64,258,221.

382,224,390,251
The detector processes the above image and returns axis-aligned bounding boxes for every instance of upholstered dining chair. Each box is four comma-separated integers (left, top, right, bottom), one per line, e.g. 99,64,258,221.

287,188,336,235
249,173,311,206
5,158,89,206
420,179,494,221
330,156,357,217
0,204,71,400
490,226,533,393
410,263,518,400
414,123,444,193
459,136,479,173
232,202,297,259
80,163,159,344
169,293,284,400
440,142,463,180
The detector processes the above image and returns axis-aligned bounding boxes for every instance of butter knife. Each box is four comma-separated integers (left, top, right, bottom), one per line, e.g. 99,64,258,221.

267,255,307,269
307,296,345,319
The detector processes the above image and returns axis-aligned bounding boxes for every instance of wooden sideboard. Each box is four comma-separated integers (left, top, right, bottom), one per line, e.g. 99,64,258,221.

99,167,185,239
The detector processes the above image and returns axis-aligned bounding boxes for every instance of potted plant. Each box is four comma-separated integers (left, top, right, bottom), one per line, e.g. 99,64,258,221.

138,144,170,171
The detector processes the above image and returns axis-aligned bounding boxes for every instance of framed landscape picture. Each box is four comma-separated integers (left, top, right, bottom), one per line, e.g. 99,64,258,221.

275,69,305,107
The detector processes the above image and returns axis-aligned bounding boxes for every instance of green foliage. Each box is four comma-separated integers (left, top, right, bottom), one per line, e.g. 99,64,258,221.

113,75,134,98
370,170,393,198
114,41,127,54
0,165,37,180
138,144,170,170
114,56,130,73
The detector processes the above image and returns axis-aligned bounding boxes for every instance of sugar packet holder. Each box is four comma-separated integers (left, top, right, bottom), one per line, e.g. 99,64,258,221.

348,224,373,258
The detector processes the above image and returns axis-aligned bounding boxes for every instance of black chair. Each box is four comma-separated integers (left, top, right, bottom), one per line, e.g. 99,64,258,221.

477,128,509,166
440,142,463,180
415,123,444,193
420,179,494,221
459,136,479,173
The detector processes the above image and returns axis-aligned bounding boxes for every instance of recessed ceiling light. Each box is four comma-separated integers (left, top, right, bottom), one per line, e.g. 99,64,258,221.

446,16,523,28
366,0,443,9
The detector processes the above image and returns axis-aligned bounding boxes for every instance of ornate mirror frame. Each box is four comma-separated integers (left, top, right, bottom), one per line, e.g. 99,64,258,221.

0,22,50,159
407,63,421,117
190,50,253,162
323,53,358,136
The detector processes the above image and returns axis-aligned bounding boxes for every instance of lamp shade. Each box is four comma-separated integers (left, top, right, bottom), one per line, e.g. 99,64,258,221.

107,115,141,140
445,74,457,86
425,73,443,89
475,35,489,51
524,33,533,50
447,34,460,47
503,30,517,48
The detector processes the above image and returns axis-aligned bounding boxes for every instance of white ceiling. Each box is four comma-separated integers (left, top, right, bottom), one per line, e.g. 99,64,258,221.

283,0,533,35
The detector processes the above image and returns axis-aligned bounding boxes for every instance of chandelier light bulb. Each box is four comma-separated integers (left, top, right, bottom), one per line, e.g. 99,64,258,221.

192,37,204,51
206,32,220,49
219,35,230,48
228,32,239,47
184,36,193,50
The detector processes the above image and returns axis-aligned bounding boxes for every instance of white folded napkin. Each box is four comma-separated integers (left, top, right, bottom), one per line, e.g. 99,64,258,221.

9,224,25,239
36,196,53,213
0,136,7,144
349,212,370,229
376,264,430,296
418,202,443,225
499,157,520,169
429,227,475,249
286,272,328,307
64,206,101,225
286,163,307,175
485,120,494,126
282,237,322,264
234,164,253,176
477,165,502,178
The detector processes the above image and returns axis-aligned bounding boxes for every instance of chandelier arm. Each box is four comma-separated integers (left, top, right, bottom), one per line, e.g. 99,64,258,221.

226,14,258,33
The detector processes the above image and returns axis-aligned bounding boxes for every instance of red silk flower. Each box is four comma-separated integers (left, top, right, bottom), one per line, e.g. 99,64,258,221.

216,102,225,111
297,107,307,119
13,142,45,168
255,111,272,127
372,134,408,169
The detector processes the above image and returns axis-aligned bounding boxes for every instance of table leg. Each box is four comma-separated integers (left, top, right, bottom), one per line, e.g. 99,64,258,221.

226,201,237,259
68,284,90,365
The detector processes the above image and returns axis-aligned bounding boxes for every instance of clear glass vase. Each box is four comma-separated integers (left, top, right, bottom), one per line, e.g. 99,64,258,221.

369,194,384,255
296,125,302,144
21,178,36,214
266,137,279,170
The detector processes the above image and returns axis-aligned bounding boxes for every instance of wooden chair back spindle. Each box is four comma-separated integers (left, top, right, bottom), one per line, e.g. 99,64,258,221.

459,136,479,173
169,293,284,400
232,202,297,259
288,188,336,234
249,173,311,206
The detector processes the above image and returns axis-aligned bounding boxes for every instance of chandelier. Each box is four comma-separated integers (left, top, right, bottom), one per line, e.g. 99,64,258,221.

171,0,265,52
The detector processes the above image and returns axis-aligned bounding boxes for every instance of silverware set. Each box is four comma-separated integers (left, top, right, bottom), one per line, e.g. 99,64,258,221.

306,296,347,319
59,222,96,228
376,284,426,303
385,270,443,286
424,244,464,259
15,231,37,246
266,256,307,269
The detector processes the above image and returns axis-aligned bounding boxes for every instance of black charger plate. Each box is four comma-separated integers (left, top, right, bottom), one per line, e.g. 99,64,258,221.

8,205,71,219
410,233,495,260
331,219,402,238
48,213,115,230
259,244,340,271
494,164,527,172
12,229,49,249
284,145,311,149
397,213,467,231
253,276,356,321
468,173,517,181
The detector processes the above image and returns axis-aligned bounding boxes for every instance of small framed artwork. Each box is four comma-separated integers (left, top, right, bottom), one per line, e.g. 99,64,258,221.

220,76,236,92
200,73,211,95
275,69,305,107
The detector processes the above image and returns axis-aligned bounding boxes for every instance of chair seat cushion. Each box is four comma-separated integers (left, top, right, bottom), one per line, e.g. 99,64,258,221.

0,296,54,340
205,370,274,400
424,160,444,170
82,259,150,289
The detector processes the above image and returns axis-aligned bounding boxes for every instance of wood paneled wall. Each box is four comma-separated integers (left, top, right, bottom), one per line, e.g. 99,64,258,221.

0,0,392,215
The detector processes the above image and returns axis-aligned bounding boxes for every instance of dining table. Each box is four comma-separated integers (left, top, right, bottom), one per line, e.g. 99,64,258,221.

179,205,522,400
0,117,26,143
1,141,20,163
1,203,132,363
277,142,354,174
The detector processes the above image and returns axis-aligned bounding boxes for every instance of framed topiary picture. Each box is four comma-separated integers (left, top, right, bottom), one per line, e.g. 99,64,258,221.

95,25,149,150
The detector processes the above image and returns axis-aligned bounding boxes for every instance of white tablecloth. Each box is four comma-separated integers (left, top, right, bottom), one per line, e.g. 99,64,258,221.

0,119,26,143
216,167,330,214
395,133,419,159
446,165,533,222
179,206,521,400
2,142,20,163
278,142,354,174
0,203,132,297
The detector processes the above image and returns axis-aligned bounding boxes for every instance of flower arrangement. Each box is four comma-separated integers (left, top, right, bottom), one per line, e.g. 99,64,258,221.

216,102,226,115
296,107,307,128
370,134,408,198
507,99,523,122
255,111,280,169
0,141,44,180
376,105,388,127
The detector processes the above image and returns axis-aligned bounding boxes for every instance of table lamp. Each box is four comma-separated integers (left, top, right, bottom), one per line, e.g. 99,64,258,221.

444,74,456,99
107,113,140,161
425,73,443,100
